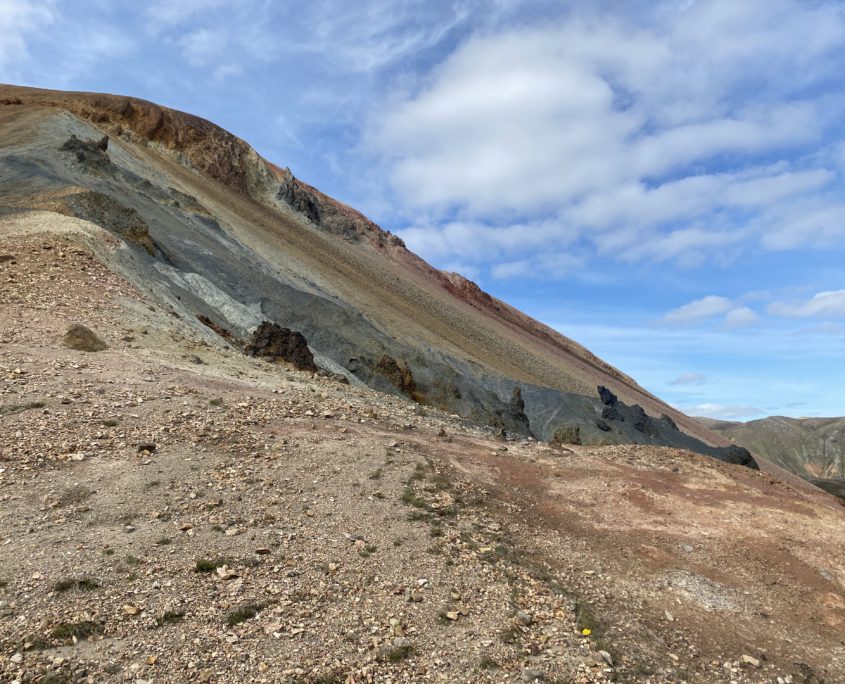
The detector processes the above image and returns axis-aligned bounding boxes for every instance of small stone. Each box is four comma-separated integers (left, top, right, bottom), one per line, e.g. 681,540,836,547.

216,565,238,580
255,548,271,555
665,610,674,622
515,610,533,626
147,655,157,665
123,603,139,615
10,652,22,664
741,655,760,668
522,667,543,682
136,443,156,453
393,636,411,649
681,544,694,553
445,611,459,621
598,650,613,666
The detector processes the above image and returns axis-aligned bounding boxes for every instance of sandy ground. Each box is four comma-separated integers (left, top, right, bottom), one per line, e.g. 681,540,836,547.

1,217,844,684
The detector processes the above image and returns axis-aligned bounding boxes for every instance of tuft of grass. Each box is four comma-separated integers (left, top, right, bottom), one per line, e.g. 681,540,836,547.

195,558,228,573
225,601,264,626
54,576,100,593
144,480,161,490
58,485,92,507
313,672,345,684
156,610,185,626
125,554,141,567
358,543,378,558
401,488,428,509
208,397,223,406
52,620,102,641
479,655,500,670
102,548,115,556
101,418,119,427
368,468,383,480
372,491,385,500
430,525,444,538
500,625,520,644
410,462,427,481
379,644,415,663
156,536,173,546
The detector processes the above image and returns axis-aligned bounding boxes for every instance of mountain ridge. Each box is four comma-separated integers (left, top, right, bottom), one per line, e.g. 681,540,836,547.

1,83,751,465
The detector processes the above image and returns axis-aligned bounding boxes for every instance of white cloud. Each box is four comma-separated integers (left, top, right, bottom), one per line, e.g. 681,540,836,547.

0,0,54,77
669,372,707,386
180,27,227,66
724,306,759,328
370,0,845,269
663,296,733,324
145,0,231,26
769,290,845,318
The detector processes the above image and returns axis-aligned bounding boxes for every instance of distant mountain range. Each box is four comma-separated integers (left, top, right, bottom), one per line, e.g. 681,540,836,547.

698,415,845,499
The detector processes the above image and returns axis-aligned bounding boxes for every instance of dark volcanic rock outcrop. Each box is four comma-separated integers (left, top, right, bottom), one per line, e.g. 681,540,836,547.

594,386,757,468
277,168,321,225
244,321,316,372
60,135,111,170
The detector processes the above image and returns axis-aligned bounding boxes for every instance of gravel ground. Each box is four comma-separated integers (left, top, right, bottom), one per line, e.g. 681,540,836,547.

1,223,843,683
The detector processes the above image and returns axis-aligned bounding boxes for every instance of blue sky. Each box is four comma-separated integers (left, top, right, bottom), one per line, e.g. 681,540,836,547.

3,0,845,420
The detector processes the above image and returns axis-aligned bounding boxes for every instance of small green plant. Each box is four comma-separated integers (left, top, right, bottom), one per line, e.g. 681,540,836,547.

125,554,141,567
195,558,228,573
500,625,520,644
144,480,161,489
372,491,385,500
479,655,500,670
156,536,173,546
103,548,115,556
225,602,264,626
101,419,119,427
156,610,185,626
54,576,100,592
209,397,223,406
52,620,102,641
368,468,383,480
379,644,415,663
358,543,378,557
430,525,444,538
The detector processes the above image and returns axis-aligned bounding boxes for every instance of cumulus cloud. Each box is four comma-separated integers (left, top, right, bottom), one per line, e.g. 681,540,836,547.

0,0,54,77
370,0,845,271
724,306,759,328
180,28,227,66
769,290,845,318
663,296,733,324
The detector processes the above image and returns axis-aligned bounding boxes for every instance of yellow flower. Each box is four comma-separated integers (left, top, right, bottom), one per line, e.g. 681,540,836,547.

581,628,592,636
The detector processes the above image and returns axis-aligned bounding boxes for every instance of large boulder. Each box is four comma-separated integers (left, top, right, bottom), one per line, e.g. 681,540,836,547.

63,324,108,352
244,321,316,372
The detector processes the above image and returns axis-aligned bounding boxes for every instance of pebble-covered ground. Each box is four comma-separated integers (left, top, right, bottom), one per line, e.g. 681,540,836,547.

1,220,843,683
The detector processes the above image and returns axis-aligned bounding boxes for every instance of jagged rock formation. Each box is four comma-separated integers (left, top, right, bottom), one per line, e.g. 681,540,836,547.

244,321,316,372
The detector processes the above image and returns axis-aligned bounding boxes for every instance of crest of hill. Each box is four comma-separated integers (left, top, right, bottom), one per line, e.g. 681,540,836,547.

1,82,765,465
